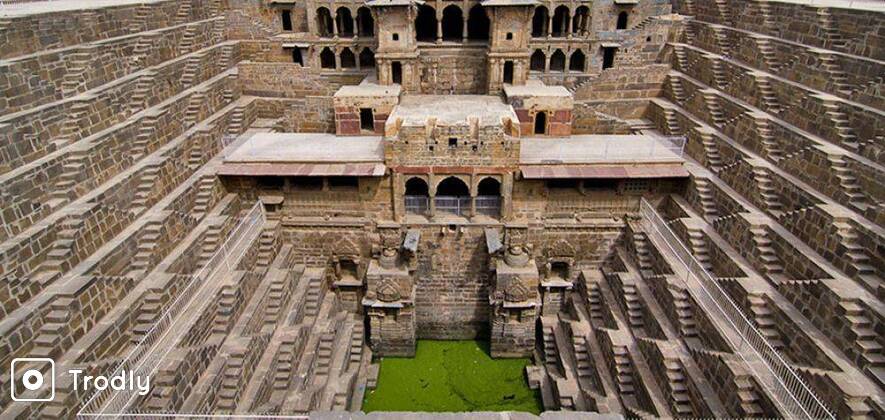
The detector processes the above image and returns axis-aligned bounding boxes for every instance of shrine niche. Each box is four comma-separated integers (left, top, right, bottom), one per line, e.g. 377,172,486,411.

489,244,540,358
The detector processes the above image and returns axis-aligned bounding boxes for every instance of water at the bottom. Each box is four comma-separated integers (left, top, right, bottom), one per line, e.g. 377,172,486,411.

362,340,543,414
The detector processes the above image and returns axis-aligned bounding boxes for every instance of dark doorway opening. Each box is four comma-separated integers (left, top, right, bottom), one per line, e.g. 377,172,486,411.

442,6,464,41
602,47,616,69
416,5,437,42
391,61,403,84
336,8,354,37
340,48,356,68
534,112,547,135
467,5,490,41
359,48,375,68
549,49,565,72
317,8,333,37
291,48,303,65
360,108,374,131
569,49,585,72
503,61,514,84
320,47,336,69
530,50,545,71
281,10,293,31
357,7,374,37
617,11,629,30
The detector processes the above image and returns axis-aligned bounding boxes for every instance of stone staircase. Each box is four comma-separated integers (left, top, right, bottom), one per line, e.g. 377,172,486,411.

184,92,205,127
822,101,859,150
50,150,88,202
754,118,783,161
571,332,594,379
542,323,560,375
179,25,198,56
631,230,653,271
199,225,223,266
754,37,780,71
750,227,783,274
228,106,246,135
622,284,644,328
817,9,848,50
193,177,216,219
702,91,726,127
673,45,690,73
215,287,239,334
273,334,299,391
699,133,723,172
264,274,287,326
131,116,159,160
664,358,693,416
130,165,161,213
348,319,365,370
710,25,731,57
217,354,246,411
668,74,687,104
693,178,720,220
61,49,93,96
754,75,782,115
132,290,163,343
838,300,884,370
833,222,875,276
304,275,323,318
129,4,152,33
686,229,713,272
129,72,156,114
54,101,92,149
827,155,867,208
747,294,784,350
752,167,783,213
256,230,276,267
31,297,74,358
587,282,606,323
663,108,683,136
612,345,635,395
710,58,729,90
188,145,204,170
756,1,777,31
175,0,194,26
219,45,235,71
314,330,336,379
131,222,162,272
818,53,853,95
181,55,202,89
713,0,733,27
671,287,698,338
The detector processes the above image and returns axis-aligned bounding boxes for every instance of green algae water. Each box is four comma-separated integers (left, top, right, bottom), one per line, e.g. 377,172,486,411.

362,340,542,414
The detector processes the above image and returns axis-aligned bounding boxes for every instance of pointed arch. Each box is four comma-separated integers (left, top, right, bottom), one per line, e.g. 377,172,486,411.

531,6,548,37
357,7,374,37
415,5,437,41
340,48,356,68
530,49,545,71
552,6,569,37
549,49,565,72
573,6,589,34
320,47,336,69
336,7,354,37
569,49,586,72
442,5,464,41
316,7,333,38
467,5,490,41
359,48,375,68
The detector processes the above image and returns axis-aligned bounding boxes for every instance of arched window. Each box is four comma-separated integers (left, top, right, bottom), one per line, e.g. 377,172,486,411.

405,178,429,215
476,178,501,217
336,8,354,37
467,5,489,41
357,7,374,37
549,49,565,72
391,61,402,84
534,112,547,135
359,48,375,68
569,49,585,72
415,5,437,42
442,6,464,41
531,7,548,37
478,178,501,196
316,8,333,37
552,6,569,37
573,6,589,34
340,48,356,68
503,61,514,84
530,50,545,71
437,177,469,196
617,11,629,30
320,47,336,69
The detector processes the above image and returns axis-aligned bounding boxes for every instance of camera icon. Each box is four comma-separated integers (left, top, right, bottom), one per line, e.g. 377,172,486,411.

10,358,55,402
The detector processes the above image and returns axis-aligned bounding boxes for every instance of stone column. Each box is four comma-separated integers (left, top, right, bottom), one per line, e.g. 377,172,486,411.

333,15,339,38
462,17,468,41
437,19,443,44
334,48,342,70
564,54,570,73
547,14,553,38
545,55,551,72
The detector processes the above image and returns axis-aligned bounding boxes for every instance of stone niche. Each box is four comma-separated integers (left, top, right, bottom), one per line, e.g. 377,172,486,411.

504,82,574,137
363,247,416,357
489,245,540,358
333,83,401,136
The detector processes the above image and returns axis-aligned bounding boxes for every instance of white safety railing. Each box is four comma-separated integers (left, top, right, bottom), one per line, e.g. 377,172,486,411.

639,199,834,420
404,195,429,215
77,202,266,418
475,196,501,216
434,196,471,216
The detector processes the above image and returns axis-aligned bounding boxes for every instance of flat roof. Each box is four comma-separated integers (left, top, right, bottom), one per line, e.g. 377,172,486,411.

334,83,401,98
504,82,572,98
225,133,384,163
389,95,519,127
0,0,165,17
520,135,685,165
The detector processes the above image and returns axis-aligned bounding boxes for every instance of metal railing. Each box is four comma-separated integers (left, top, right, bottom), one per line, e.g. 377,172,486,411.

639,199,833,420
77,202,266,418
475,195,501,216
434,196,471,216
404,195,429,215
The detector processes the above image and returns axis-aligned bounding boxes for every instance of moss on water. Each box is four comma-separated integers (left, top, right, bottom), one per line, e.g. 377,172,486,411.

362,340,542,414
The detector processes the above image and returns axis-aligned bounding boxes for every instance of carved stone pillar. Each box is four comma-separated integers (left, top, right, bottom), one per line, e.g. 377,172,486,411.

489,245,539,358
